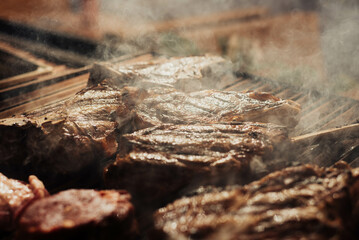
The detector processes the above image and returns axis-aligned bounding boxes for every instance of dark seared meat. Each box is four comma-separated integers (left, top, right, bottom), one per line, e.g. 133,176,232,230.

16,189,138,240
0,83,146,189
134,90,301,129
89,56,235,92
153,162,359,240
104,123,291,209
0,173,48,231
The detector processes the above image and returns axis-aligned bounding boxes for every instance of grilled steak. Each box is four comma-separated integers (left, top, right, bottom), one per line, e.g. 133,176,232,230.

105,122,291,209
133,90,301,129
89,56,235,91
0,173,48,231
0,74,299,190
16,189,138,240
153,162,359,240
0,82,146,189
90,56,300,128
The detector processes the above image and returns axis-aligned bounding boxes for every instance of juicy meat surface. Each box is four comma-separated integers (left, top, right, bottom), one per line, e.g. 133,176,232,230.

153,162,359,240
105,123,291,208
0,173,48,231
0,75,299,190
17,189,138,240
0,82,146,188
134,90,301,129
89,56,235,91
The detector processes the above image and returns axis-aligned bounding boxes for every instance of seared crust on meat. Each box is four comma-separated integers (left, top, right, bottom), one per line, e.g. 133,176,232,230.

0,83,145,188
153,162,359,239
89,56,235,91
134,90,301,129
105,122,291,208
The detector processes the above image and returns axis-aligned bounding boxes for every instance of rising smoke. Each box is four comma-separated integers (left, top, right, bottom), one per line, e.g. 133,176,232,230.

99,0,358,95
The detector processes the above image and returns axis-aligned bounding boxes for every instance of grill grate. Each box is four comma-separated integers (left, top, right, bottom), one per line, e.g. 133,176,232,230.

0,52,153,118
223,74,359,167
223,74,359,136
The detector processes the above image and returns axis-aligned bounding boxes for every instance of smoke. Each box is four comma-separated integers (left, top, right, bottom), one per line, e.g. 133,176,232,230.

99,0,359,96
319,0,359,93
101,0,242,22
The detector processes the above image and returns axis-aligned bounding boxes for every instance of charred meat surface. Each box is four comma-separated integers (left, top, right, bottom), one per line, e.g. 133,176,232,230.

89,56,235,91
0,173,48,231
153,162,359,240
105,122,291,208
0,82,146,189
16,189,138,240
134,90,301,129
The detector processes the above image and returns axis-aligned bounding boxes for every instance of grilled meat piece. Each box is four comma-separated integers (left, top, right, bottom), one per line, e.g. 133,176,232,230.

134,90,301,129
153,162,359,240
105,122,291,209
0,173,48,231
0,82,146,189
16,189,138,240
89,56,235,91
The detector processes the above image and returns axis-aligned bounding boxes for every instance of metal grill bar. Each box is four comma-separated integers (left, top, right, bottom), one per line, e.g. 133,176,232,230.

224,76,359,136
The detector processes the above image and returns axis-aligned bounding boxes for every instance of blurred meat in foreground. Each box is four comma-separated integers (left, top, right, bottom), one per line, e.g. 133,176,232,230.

0,173,48,231
16,189,138,240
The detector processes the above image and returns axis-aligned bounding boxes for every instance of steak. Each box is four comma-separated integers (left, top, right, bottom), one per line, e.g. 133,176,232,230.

89,56,235,91
153,162,359,239
0,82,146,189
105,122,291,209
0,173,48,231
89,56,300,128
133,90,301,129
0,74,299,190
16,189,138,240
0,53,300,190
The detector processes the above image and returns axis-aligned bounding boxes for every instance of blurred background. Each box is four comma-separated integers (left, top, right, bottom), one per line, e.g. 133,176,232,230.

0,0,358,97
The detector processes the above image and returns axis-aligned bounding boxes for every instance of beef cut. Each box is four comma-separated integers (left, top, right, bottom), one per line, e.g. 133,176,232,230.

0,53,301,191
153,162,359,239
89,56,300,129
0,82,146,189
133,90,301,129
89,56,235,92
0,75,300,190
105,122,291,208
0,173,48,231
16,189,138,240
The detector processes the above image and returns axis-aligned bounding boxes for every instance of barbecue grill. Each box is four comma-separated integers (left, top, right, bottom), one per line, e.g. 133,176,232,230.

1,4,359,238
2,46,359,170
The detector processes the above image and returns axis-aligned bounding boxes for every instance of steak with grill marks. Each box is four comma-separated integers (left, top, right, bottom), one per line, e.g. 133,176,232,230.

0,75,299,190
104,122,291,209
153,162,359,240
16,189,138,240
89,56,235,92
132,90,301,129
0,81,147,189
0,173,48,231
